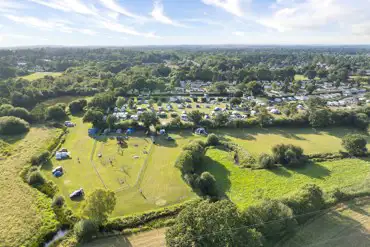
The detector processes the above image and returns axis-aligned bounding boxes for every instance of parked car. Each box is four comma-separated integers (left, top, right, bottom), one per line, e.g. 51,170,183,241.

70,188,84,199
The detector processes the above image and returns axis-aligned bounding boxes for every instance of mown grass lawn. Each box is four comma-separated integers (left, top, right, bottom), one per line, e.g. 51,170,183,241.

39,95,87,107
43,117,200,216
20,72,62,81
203,148,370,210
0,126,61,247
214,127,368,157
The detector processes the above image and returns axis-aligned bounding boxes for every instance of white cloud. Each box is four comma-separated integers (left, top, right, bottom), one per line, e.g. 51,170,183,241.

201,0,245,17
99,0,148,21
352,22,370,36
99,20,158,38
151,1,187,27
28,0,98,16
5,14,98,35
0,1,27,13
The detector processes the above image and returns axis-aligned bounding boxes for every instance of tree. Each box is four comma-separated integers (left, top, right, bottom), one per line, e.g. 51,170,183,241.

258,153,275,169
0,116,30,135
230,97,242,105
198,172,218,196
306,97,326,110
213,112,229,127
139,111,159,128
166,200,263,247
308,109,331,128
187,110,204,125
46,104,67,120
257,108,271,127
305,83,316,94
247,81,263,96
115,97,126,108
83,110,104,127
272,144,304,167
106,115,117,129
81,189,116,224
243,200,297,240
305,70,317,80
213,82,227,94
342,134,367,156
69,99,87,114
74,219,97,243
353,113,369,130
206,133,219,146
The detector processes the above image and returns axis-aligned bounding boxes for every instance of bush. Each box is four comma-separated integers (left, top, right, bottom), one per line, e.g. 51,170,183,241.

170,112,178,118
258,153,275,169
175,150,194,174
68,99,87,114
353,113,369,130
342,134,367,156
0,104,32,122
46,104,67,120
28,171,45,186
308,109,331,128
206,133,219,146
283,184,325,223
198,172,218,196
243,200,298,240
272,144,304,167
74,220,97,243
0,116,30,135
52,195,65,208
31,151,50,166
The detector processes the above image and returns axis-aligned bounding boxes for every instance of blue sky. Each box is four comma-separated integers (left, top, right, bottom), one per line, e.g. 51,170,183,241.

0,0,370,47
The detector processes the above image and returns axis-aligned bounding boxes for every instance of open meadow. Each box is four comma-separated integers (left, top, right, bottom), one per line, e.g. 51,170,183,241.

203,148,370,210
20,72,63,81
214,127,369,157
277,197,370,247
0,127,61,247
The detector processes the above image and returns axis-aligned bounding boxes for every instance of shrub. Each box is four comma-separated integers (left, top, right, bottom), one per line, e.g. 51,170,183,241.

69,99,87,114
170,112,178,118
52,195,65,208
353,113,369,130
243,200,298,240
283,184,325,223
31,151,50,166
198,172,218,196
206,133,219,146
46,104,67,120
342,134,367,156
28,171,45,186
0,104,32,122
175,150,194,174
308,109,331,128
258,153,275,169
74,220,97,243
0,116,30,135
272,144,304,167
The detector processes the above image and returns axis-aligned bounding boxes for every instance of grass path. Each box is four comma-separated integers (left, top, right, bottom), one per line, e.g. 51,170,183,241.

0,127,61,247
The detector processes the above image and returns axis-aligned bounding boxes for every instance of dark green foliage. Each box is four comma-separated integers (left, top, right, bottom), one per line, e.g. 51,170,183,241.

31,151,50,165
166,200,263,247
0,116,30,135
206,133,219,146
258,153,275,169
52,195,65,208
139,111,159,128
342,134,367,156
87,92,115,110
28,171,45,186
68,99,87,114
46,104,67,120
309,108,331,128
230,97,242,105
353,113,369,130
74,219,97,243
83,109,104,127
175,150,194,174
283,184,325,223
243,200,298,240
0,104,32,122
30,103,47,122
198,172,218,196
187,110,203,125
272,144,304,167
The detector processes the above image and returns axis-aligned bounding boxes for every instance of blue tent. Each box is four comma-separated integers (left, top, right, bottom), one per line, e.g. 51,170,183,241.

126,128,134,135
88,128,98,135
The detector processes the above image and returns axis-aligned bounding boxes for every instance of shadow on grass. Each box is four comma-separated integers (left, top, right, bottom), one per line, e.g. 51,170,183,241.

0,132,28,144
199,156,231,197
154,138,178,148
291,161,331,179
269,167,292,178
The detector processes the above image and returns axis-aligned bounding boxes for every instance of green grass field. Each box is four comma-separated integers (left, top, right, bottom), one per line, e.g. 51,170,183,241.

214,127,368,157
0,127,61,246
203,148,370,210
39,96,87,107
277,197,370,247
21,72,62,81
43,117,199,216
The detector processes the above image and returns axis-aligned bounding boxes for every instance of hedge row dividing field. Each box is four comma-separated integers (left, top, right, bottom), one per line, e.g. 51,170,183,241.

0,127,61,247
203,148,370,210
